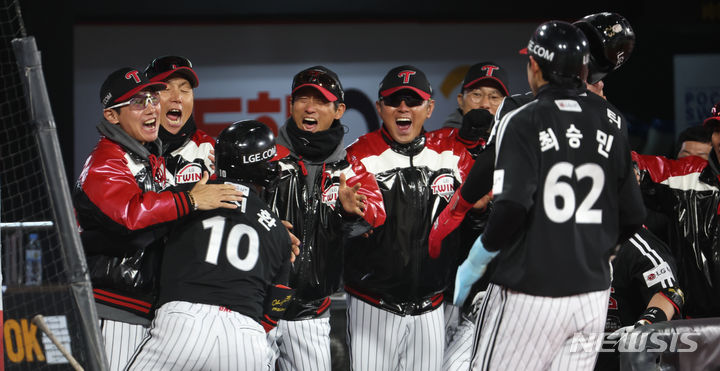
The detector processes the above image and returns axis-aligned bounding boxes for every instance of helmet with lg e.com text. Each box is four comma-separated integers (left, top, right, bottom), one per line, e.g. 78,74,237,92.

214,120,289,188
522,20,590,84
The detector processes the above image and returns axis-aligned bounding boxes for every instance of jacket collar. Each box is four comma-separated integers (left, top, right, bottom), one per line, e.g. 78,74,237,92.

96,119,162,160
380,125,426,157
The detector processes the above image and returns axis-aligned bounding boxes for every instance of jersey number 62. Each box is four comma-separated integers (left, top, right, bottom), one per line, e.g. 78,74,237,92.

543,162,604,224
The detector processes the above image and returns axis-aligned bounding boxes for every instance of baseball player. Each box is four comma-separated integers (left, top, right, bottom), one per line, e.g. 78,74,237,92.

126,120,295,371
595,225,684,371
144,55,215,189
265,66,385,371
447,21,646,370
93,56,213,370
344,65,480,371
428,12,637,252
74,67,242,371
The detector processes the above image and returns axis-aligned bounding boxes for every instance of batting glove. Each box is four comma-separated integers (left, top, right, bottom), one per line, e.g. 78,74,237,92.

429,186,474,259
453,236,498,306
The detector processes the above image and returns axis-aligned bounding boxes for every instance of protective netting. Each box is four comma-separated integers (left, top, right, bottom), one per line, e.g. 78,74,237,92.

0,1,102,369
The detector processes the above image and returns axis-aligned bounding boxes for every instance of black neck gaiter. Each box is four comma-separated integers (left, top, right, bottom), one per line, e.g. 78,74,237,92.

286,119,344,162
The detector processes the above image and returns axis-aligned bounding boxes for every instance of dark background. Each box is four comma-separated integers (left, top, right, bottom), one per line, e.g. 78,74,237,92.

17,0,720,181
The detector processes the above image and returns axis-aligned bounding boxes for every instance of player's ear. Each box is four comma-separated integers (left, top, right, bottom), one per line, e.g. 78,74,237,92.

334,102,346,120
425,99,435,118
375,100,382,115
103,108,120,124
457,93,464,111
528,56,541,73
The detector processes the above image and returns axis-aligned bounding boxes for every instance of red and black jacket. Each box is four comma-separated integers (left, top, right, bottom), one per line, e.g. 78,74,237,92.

265,120,386,319
161,116,215,191
633,151,720,317
344,127,478,313
74,120,193,320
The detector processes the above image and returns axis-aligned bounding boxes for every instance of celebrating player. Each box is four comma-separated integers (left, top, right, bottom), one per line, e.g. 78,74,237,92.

458,21,645,370
428,12,637,256
343,65,479,371
126,120,295,370
73,67,242,370
264,66,385,371
144,55,215,189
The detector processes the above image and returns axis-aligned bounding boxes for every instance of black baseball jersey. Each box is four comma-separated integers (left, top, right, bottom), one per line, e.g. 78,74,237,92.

596,227,678,371
605,227,678,331
158,181,292,324
488,84,646,297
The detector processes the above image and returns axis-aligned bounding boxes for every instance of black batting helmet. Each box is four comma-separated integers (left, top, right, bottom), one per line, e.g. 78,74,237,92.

574,12,635,84
522,21,590,86
215,120,289,188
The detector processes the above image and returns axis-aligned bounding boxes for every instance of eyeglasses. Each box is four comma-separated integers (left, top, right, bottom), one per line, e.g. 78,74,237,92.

145,56,193,76
292,69,343,99
107,92,160,111
380,94,425,108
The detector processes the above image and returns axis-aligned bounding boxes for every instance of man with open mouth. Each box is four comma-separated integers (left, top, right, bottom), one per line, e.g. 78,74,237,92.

74,67,243,371
264,66,385,371
343,65,480,371
144,55,214,190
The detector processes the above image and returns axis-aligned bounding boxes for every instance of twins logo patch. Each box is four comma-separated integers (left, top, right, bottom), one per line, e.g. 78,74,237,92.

642,262,674,288
431,174,455,202
176,163,202,184
322,183,339,209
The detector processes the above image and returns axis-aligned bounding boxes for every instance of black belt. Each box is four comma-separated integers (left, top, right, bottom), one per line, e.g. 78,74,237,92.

344,285,443,316
283,296,332,320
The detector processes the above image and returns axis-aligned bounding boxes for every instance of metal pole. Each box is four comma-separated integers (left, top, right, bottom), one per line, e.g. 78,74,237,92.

12,36,108,371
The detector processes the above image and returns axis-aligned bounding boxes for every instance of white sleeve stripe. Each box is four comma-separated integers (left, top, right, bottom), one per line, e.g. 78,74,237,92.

628,234,675,288
494,102,534,166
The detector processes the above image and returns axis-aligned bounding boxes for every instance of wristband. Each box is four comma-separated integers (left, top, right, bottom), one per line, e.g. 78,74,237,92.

635,306,667,327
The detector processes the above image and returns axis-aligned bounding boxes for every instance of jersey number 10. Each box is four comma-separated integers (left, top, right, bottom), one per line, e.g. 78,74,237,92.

543,162,604,224
202,216,259,271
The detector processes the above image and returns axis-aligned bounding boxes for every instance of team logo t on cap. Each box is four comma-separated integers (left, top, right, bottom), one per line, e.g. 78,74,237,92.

462,62,510,96
144,55,199,88
100,67,167,108
378,65,432,100
292,66,344,103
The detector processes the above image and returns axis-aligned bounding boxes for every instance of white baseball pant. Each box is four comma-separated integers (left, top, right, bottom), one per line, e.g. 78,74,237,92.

99,319,147,371
442,303,475,371
273,315,331,371
470,284,609,371
125,301,273,371
346,295,445,371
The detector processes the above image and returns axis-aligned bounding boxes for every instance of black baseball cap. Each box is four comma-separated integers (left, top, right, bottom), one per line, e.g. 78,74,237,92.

703,102,720,130
100,67,167,108
462,62,510,96
292,66,344,103
378,65,432,100
144,55,199,88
